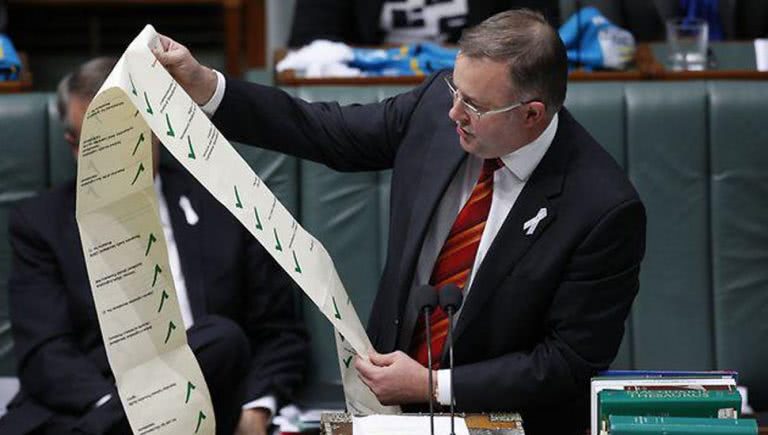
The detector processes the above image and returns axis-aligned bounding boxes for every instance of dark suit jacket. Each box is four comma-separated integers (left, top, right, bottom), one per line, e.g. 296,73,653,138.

288,0,560,47
0,162,307,433
211,71,645,434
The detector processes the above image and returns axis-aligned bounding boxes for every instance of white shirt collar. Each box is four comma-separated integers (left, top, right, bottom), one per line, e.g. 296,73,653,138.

499,112,559,182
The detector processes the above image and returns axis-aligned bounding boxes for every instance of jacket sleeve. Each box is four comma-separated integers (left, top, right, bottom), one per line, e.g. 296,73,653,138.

211,72,443,173
452,198,646,411
240,238,309,407
8,205,114,414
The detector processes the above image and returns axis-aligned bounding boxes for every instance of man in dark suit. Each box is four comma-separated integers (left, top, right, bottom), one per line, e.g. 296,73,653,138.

156,9,646,434
0,58,308,435
288,0,560,47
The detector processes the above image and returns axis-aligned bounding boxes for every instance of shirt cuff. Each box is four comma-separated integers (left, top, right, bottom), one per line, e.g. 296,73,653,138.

242,395,277,418
92,393,112,409
200,69,226,116
436,369,453,406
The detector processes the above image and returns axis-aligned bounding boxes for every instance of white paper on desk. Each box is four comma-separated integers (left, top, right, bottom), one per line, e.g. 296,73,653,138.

352,415,470,435
75,24,398,435
754,39,768,71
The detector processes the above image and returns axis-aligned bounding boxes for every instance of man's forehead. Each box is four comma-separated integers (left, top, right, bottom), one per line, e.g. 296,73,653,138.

453,56,513,100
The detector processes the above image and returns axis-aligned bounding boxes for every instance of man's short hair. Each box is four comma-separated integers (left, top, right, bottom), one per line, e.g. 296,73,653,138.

56,57,118,130
458,9,568,115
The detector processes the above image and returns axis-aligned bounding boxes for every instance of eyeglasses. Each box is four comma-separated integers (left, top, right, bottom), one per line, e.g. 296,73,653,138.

444,75,536,119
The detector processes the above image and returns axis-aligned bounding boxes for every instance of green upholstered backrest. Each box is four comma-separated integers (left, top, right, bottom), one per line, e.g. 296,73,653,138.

0,93,51,376
709,82,768,410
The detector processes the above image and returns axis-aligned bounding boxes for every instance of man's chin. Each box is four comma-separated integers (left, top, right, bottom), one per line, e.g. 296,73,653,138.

459,135,480,155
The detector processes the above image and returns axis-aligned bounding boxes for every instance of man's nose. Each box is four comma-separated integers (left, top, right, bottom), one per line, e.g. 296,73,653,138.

448,98,468,124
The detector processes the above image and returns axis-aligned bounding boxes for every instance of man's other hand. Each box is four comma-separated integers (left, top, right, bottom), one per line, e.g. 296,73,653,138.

152,34,218,106
235,408,270,435
355,351,435,405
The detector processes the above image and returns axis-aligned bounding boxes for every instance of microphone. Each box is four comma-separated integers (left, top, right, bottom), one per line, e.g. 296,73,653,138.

439,284,464,435
413,285,438,435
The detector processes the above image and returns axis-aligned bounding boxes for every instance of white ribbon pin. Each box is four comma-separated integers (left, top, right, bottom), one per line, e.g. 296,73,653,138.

179,195,199,226
523,208,547,236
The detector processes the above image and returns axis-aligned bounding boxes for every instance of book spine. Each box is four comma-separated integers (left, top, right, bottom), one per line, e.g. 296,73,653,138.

599,389,741,425
609,416,758,435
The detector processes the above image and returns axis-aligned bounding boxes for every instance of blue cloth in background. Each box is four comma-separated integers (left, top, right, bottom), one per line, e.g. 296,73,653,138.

559,7,636,71
351,42,458,76
0,34,20,81
681,0,724,40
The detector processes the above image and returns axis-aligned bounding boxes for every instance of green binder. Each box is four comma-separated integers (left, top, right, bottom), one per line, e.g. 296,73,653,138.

608,415,758,434
599,388,741,428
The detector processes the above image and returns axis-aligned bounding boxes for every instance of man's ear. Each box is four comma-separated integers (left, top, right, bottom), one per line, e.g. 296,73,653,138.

523,101,547,127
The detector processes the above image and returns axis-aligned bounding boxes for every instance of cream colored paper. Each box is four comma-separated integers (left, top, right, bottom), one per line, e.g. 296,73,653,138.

75,25,397,434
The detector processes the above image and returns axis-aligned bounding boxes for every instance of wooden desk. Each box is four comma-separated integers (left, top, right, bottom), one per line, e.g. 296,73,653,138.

0,53,33,94
319,412,524,435
8,0,266,76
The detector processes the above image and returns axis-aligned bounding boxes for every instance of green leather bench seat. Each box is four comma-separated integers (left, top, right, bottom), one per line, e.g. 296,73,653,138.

709,83,768,409
0,94,51,377
1,80,767,412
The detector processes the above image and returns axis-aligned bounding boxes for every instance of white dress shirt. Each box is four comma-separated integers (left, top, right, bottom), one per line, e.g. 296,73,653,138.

201,72,558,407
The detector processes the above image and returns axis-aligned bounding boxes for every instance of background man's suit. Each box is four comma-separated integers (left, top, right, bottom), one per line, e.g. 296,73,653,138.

0,159,308,435
210,71,646,434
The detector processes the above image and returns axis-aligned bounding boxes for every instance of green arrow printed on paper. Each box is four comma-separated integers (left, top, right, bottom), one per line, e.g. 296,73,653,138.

143,92,153,115
132,133,145,156
165,113,175,137
253,207,263,230
164,320,176,344
157,289,169,313
128,74,137,96
130,163,145,186
273,229,282,251
185,381,196,403
234,186,243,208
187,136,196,159
144,232,156,256
195,411,206,434
292,250,301,273
152,264,162,287
332,297,341,320
343,356,353,368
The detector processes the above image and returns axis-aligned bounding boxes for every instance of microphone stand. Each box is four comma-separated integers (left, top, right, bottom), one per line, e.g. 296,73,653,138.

424,306,435,435
439,284,463,435
414,284,438,435
446,304,456,435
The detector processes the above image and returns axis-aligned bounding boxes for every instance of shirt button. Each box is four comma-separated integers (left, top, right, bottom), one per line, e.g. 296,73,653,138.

393,318,400,325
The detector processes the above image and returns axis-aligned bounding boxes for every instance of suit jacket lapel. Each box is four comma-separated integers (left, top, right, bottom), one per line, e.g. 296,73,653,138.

452,116,573,344
160,168,207,320
395,121,466,350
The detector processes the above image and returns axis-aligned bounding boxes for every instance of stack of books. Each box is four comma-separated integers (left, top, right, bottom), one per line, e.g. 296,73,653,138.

592,370,758,435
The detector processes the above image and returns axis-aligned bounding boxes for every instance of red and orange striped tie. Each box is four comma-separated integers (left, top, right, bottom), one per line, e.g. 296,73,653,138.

410,158,504,368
